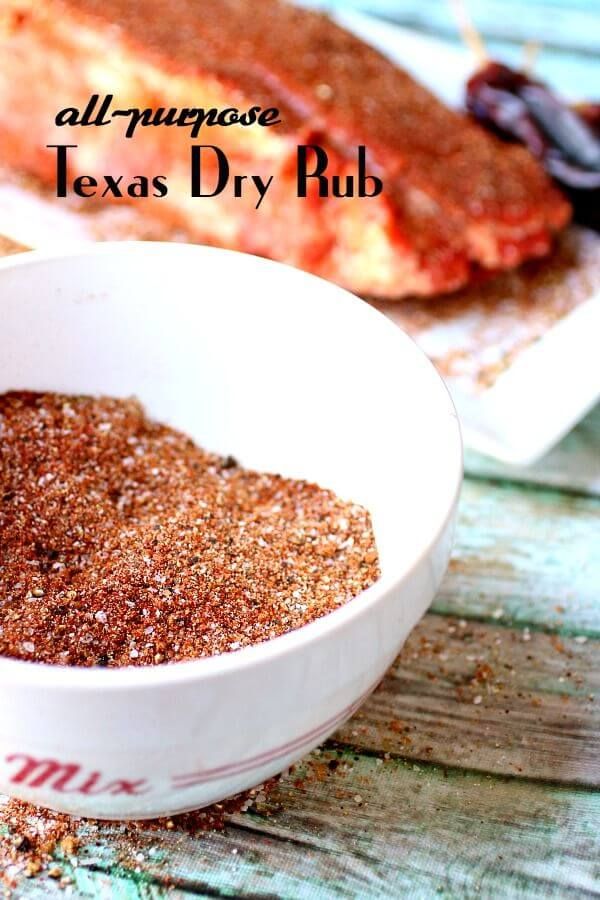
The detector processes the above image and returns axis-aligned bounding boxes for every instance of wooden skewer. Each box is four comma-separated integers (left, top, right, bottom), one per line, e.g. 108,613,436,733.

522,40,542,75
0,234,29,255
449,0,542,75
448,0,488,65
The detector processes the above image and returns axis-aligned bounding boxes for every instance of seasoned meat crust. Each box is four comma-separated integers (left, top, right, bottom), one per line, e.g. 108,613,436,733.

0,0,571,297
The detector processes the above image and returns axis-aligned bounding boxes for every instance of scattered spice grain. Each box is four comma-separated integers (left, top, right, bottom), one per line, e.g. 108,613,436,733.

0,779,279,889
0,392,379,666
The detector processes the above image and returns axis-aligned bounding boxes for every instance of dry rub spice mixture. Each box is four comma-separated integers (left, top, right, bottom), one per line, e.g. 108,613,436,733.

0,392,379,666
0,780,280,890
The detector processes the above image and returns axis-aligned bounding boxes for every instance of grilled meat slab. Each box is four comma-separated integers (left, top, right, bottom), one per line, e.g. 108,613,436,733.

0,0,571,297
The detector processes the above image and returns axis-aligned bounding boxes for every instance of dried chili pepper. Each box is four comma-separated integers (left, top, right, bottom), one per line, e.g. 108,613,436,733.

466,62,600,229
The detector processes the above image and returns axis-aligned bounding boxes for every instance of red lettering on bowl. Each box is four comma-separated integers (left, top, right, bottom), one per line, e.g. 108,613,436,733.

5,753,149,796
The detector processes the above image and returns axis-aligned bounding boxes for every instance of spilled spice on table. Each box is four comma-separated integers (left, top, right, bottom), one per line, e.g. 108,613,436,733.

0,779,279,890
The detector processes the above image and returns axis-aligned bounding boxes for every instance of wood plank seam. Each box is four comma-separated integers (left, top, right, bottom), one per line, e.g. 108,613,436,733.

322,740,600,792
427,608,599,639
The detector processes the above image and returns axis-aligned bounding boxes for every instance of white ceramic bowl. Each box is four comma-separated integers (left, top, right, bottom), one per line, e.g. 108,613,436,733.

0,242,461,818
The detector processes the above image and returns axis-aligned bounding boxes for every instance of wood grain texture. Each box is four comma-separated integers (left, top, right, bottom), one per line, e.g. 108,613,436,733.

434,478,600,633
329,476,600,784
229,753,600,899
334,613,600,784
12,751,600,899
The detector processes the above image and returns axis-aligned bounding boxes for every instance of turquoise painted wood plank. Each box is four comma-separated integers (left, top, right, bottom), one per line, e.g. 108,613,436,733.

10,867,166,899
328,475,600,782
307,0,600,53
299,0,600,97
433,479,600,634
236,752,600,898
464,404,600,497
16,751,599,899
334,611,600,783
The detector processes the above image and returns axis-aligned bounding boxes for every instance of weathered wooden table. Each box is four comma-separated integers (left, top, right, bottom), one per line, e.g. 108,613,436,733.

5,401,598,898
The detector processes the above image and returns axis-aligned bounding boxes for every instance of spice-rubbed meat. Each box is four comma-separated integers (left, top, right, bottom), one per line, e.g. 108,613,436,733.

0,0,570,298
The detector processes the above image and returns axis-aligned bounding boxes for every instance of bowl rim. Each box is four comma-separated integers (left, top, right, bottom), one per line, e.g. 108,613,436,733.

0,241,463,690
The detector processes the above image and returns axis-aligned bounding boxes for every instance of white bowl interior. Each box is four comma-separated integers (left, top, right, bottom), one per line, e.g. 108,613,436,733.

0,242,460,588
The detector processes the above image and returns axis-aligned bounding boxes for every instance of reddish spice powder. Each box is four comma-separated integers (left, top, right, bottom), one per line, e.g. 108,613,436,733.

0,392,379,666
0,778,280,887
